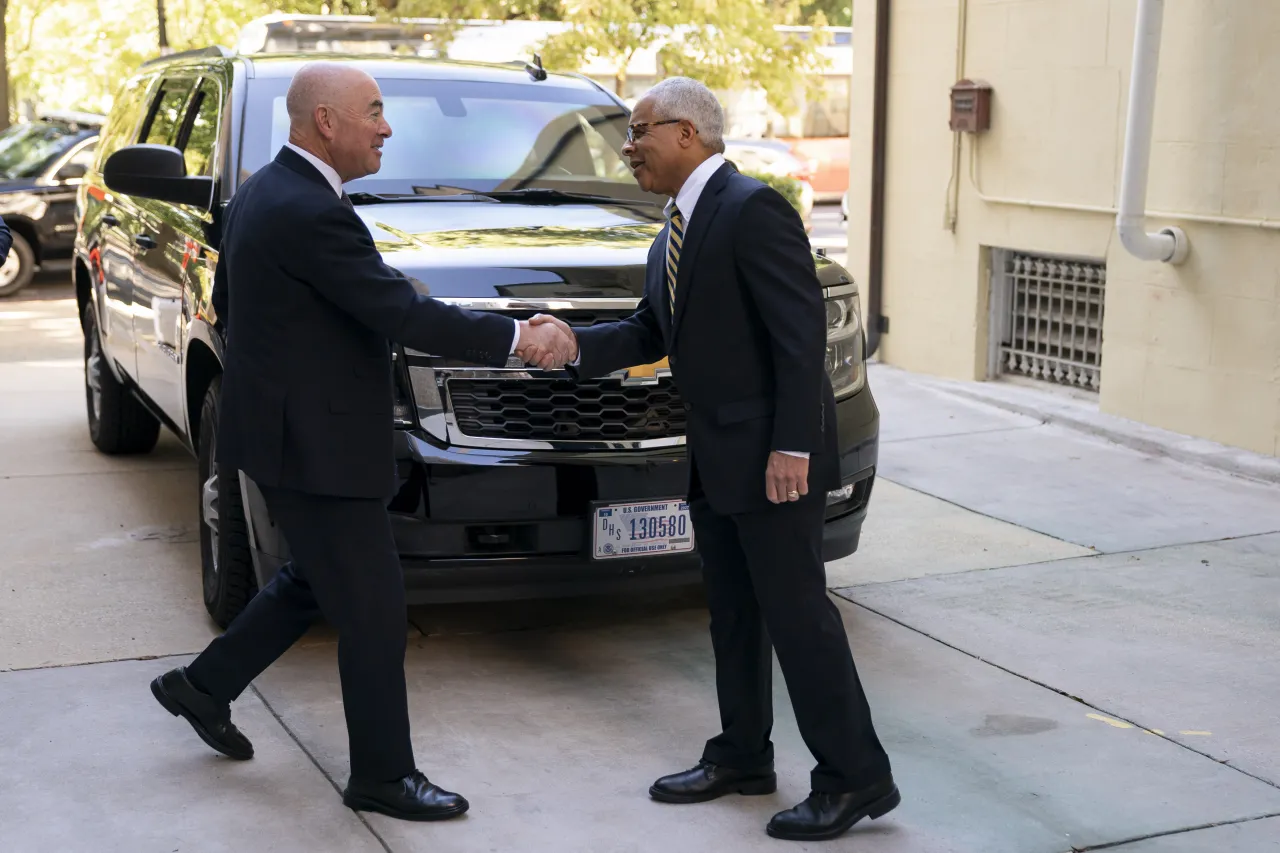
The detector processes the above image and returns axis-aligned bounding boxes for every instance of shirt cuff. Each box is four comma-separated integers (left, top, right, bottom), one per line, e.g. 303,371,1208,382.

778,450,809,459
508,318,521,355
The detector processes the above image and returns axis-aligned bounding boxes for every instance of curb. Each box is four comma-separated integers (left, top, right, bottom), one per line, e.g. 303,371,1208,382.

936,383,1280,488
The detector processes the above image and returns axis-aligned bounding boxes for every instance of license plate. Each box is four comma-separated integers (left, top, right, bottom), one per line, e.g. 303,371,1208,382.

591,498,695,560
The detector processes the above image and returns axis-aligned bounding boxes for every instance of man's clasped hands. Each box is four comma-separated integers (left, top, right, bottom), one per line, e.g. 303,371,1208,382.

515,314,579,370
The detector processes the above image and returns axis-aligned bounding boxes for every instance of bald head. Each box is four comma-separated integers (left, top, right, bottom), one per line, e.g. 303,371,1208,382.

285,61,392,184
286,62,368,127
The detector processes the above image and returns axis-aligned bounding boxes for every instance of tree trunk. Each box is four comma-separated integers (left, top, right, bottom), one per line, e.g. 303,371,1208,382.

157,0,170,54
0,0,9,131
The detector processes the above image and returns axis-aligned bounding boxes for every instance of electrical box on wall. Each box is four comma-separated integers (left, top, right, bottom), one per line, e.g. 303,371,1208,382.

949,79,992,132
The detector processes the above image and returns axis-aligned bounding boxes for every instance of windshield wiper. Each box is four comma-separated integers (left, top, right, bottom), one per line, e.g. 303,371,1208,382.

346,191,498,205
474,189,657,206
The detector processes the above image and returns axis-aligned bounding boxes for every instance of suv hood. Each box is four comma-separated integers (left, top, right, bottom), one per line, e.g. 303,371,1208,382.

356,200,665,299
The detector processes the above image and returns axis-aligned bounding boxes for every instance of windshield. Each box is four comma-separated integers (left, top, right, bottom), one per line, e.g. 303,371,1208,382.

0,122,83,180
241,75,657,204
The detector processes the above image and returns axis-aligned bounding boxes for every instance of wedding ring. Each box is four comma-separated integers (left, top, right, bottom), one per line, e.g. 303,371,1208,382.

787,490,799,499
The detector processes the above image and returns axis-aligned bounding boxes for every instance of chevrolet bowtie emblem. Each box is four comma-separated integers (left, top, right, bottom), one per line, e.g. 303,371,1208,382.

619,357,671,386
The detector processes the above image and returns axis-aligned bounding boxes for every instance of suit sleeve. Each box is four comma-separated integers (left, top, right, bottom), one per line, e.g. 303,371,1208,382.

735,187,827,454
571,291,666,378
291,203,516,366
0,216,11,266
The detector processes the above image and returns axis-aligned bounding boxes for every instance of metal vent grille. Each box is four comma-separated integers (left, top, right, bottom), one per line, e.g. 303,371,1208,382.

992,250,1106,390
447,377,686,442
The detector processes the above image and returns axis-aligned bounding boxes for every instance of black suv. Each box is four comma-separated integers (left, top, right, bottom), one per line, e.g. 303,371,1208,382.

0,112,102,296
75,48,879,627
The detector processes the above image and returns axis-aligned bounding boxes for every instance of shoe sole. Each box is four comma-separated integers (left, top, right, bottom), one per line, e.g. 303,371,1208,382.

151,677,253,761
342,793,469,822
649,775,777,804
765,786,901,841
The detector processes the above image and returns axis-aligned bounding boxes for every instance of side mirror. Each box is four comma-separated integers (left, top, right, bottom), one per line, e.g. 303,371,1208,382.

56,162,88,182
103,144,213,210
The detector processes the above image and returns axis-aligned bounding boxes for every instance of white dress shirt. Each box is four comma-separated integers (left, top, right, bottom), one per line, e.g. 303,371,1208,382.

284,143,342,196
283,143,521,355
667,152,726,226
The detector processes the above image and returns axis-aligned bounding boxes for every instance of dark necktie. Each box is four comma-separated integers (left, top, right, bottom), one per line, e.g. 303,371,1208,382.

666,207,685,314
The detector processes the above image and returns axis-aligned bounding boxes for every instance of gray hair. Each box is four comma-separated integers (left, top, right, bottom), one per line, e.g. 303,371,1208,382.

644,77,725,154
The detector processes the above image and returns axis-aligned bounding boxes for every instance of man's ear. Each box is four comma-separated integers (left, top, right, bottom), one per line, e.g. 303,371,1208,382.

679,120,699,149
314,105,336,141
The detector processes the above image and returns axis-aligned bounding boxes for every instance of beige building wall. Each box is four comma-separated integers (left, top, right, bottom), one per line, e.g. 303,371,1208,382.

847,0,1280,457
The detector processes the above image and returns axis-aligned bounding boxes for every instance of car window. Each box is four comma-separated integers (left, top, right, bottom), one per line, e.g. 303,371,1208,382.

0,122,81,179
178,78,221,177
140,79,196,146
64,141,98,171
241,77,657,204
95,74,155,168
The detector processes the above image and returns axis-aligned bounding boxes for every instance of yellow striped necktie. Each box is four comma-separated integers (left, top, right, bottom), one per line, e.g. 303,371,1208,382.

666,208,685,314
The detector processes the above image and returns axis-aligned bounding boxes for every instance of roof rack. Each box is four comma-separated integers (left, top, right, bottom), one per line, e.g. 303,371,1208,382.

140,45,235,69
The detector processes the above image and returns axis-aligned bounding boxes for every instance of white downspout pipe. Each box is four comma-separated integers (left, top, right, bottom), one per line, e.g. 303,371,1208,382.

1117,0,1189,264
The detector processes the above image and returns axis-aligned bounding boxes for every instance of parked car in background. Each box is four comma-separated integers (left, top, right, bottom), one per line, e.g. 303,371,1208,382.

0,111,102,296
723,138,815,227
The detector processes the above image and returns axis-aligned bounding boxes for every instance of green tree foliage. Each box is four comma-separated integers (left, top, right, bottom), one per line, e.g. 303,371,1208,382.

3,0,327,117
538,0,829,118
799,0,849,27
535,1,678,98
4,0,831,123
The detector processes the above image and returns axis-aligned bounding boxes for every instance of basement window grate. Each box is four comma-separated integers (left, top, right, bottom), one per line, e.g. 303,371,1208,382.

989,249,1106,391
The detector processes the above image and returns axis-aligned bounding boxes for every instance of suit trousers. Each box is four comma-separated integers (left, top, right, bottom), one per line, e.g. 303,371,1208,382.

690,461,891,793
185,484,414,783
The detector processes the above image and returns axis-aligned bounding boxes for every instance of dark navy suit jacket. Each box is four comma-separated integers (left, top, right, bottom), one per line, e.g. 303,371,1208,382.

211,147,514,499
573,163,840,515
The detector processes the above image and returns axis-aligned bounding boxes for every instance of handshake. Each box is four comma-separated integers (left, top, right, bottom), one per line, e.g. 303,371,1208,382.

515,314,579,370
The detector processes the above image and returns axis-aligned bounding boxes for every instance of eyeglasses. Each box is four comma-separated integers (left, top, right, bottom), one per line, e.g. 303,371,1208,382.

625,119,682,143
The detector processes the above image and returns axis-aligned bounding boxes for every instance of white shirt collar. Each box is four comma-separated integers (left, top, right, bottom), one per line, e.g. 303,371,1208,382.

670,153,727,223
284,142,343,197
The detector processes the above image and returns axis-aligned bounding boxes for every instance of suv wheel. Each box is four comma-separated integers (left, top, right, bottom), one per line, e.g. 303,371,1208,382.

83,302,160,454
0,232,36,297
198,376,257,628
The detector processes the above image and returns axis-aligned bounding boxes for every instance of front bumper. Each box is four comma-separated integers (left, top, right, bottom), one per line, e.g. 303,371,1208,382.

250,386,879,602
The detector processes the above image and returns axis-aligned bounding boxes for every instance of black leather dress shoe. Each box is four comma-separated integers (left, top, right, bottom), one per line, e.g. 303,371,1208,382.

150,667,253,761
766,776,900,840
649,759,777,804
343,770,469,822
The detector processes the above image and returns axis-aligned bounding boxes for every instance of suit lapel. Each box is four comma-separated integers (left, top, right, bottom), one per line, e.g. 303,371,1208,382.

648,233,674,341
670,163,733,338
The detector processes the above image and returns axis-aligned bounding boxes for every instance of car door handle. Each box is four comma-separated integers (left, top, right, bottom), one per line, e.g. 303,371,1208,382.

133,234,157,250
102,214,119,227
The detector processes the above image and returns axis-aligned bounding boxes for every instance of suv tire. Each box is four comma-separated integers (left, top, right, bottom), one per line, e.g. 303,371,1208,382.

198,376,257,628
0,232,37,297
83,301,160,454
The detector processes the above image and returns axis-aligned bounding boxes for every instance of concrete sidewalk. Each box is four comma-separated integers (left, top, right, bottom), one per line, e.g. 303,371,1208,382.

3,296,1280,853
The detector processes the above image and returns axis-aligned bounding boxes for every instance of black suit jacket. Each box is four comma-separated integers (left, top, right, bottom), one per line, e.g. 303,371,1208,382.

574,162,840,515
0,216,11,265
211,147,514,499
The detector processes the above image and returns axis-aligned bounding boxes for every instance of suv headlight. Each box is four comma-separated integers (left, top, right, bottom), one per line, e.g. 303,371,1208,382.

393,347,445,428
824,286,865,399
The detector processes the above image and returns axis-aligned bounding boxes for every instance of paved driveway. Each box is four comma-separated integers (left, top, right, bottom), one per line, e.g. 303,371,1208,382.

2,285,1278,852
